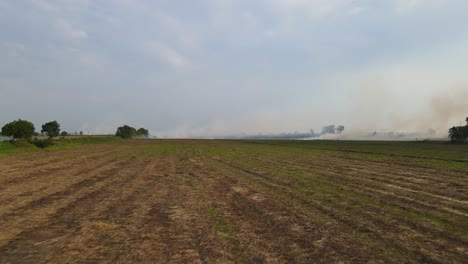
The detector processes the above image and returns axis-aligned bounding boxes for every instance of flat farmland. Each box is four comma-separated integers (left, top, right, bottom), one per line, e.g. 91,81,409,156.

0,139,467,263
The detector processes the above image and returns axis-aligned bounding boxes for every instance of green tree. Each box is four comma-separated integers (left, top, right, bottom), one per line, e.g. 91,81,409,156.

116,125,137,138
136,128,149,137
1,119,35,140
41,121,61,138
449,126,465,143
463,125,468,139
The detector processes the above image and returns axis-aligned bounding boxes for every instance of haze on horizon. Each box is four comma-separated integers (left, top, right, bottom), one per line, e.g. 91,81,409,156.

1,0,467,138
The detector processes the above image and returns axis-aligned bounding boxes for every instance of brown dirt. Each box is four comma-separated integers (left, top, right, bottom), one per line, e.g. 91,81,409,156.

0,140,466,263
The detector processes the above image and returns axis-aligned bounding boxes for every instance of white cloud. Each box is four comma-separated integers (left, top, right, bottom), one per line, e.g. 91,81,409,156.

266,0,354,19
348,5,366,15
55,19,87,40
145,42,190,70
394,0,445,13
31,0,59,12
2,0,468,136
1,42,28,57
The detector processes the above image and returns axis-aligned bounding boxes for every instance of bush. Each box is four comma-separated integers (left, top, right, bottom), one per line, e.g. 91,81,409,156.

116,125,137,138
30,138,53,148
137,128,149,137
1,119,35,140
11,139,35,148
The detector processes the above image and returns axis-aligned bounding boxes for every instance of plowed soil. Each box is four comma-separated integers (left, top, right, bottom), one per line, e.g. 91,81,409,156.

0,139,467,263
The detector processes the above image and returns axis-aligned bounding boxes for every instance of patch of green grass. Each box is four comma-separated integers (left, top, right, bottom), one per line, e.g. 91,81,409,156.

139,141,189,155
234,140,468,172
203,205,236,233
48,136,124,150
382,204,457,231
0,140,38,157
0,136,123,157
218,235,249,261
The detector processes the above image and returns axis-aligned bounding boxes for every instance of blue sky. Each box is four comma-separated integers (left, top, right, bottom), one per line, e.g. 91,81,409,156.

1,0,467,137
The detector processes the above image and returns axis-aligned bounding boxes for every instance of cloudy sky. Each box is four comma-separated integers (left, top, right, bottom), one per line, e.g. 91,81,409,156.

1,0,467,137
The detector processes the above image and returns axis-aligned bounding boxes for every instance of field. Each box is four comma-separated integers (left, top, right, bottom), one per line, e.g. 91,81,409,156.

0,139,467,263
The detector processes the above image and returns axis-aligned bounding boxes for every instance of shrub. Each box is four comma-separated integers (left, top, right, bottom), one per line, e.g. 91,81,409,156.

30,138,53,148
116,125,137,138
1,119,35,140
11,139,35,148
137,128,149,137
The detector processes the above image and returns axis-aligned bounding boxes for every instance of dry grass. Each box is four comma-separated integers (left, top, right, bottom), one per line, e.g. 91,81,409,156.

0,139,466,263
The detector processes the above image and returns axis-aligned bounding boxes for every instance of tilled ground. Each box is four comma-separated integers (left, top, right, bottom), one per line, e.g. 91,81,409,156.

0,140,467,263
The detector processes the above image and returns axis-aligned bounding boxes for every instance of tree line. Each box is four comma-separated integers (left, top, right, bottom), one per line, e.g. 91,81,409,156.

1,119,150,148
3,117,467,143
449,117,468,143
1,120,62,148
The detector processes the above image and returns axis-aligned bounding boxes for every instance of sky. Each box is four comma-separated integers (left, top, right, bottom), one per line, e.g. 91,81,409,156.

1,0,468,138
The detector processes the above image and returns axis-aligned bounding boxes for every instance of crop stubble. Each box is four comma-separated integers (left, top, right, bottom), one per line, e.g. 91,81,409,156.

0,140,467,263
